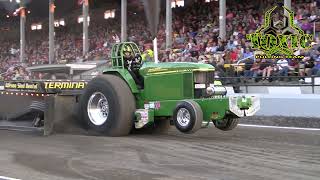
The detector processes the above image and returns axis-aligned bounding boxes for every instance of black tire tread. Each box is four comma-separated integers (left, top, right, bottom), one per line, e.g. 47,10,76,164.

214,118,239,131
80,75,136,136
173,100,203,134
184,100,203,133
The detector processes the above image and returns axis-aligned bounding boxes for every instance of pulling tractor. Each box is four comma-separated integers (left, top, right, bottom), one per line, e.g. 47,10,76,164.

78,42,260,136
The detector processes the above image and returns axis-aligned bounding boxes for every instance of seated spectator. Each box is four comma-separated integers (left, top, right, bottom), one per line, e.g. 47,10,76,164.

251,59,262,80
252,58,273,81
299,56,314,79
311,57,320,76
0,0,318,83
230,48,239,63
243,48,254,60
243,58,254,78
261,59,274,81
216,41,225,52
276,58,289,77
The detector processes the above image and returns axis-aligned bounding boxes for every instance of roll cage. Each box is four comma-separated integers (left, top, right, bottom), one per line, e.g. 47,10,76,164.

111,42,142,68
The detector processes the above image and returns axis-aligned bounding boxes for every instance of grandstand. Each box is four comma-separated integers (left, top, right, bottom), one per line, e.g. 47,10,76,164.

0,0,319,82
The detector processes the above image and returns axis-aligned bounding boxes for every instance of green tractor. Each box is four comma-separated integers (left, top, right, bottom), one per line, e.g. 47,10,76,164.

79,42,260,136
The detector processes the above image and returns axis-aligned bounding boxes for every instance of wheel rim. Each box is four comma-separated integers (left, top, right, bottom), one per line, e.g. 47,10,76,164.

87,92,109,126
176,108,191,127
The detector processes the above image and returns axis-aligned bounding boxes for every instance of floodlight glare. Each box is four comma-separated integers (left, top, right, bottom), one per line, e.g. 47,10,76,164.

36,24,42,30
78,16,90,23
54,21,60,27
59,20,65,26
31,25,37,30
171,2,176,8
176,0,184,7
104,10,115,19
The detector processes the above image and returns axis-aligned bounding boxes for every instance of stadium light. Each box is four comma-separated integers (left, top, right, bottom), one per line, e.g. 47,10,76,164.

54,21,60,27
104,9,116,19
31,24,37,30
59,19,65,26
176,0,184,7
78,16,90,23
54,19,65,27
36,24,42,30
171,0,184,8
6,15,9,18
31,23,42,31
13,7,24,16
171,1,176,8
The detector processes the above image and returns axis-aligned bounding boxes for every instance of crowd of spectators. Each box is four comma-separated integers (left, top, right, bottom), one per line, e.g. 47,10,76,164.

0,0,319,82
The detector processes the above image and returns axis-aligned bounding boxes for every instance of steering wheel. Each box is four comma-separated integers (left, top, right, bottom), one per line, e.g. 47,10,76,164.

135,54,142,63
134,54,143,68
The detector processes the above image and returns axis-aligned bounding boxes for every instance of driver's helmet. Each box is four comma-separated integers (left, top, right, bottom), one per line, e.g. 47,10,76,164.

123,45,133,60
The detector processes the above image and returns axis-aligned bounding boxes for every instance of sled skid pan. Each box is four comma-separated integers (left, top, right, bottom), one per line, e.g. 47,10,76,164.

0,95,83,136
43,95,84,136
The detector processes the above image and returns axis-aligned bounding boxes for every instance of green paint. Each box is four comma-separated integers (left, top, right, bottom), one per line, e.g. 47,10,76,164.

139,61,214,76
237,96,252,109
103,69,139,93
102,42,259,129
145,98,229,122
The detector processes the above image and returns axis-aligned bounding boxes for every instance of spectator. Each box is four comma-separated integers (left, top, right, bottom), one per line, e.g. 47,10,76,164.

261,59,274,81
251,59,262,81
243,58,254,78
0,0,319,83
276,59,289,77
243,48,254,60
299,56,314,80
311,57,320,75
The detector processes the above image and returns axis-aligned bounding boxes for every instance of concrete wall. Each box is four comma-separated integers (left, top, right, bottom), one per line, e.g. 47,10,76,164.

254,94,320,118
238,86,320,94
227,86,320,118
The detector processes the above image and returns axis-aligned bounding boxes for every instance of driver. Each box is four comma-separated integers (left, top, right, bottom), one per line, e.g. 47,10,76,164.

123,46,135,69
123,45,144,88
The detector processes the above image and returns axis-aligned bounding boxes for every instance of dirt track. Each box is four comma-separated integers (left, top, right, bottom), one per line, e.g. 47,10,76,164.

0,125,319,180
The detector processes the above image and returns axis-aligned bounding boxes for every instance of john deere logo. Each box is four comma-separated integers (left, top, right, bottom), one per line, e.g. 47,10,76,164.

246,5,313,59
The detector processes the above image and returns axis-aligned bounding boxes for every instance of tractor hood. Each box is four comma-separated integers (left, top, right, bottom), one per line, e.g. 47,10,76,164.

139,62,215,76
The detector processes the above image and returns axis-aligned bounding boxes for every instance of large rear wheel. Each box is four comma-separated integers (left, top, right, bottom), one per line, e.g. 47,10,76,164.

80,75,136,136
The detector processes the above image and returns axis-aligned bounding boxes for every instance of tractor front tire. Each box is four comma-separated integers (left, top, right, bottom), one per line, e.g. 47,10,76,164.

213,117,239,131
80,75,136,136
173,100,203,134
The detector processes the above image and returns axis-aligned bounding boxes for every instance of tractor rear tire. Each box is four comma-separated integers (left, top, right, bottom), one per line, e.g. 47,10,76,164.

173,100,203,134
213,117,239,131
80,75,136,136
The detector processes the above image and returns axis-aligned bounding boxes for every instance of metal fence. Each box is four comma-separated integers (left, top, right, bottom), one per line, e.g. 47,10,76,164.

218,75,320,94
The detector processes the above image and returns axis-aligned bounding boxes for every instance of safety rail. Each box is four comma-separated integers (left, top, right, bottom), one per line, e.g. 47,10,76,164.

217,75,320,94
